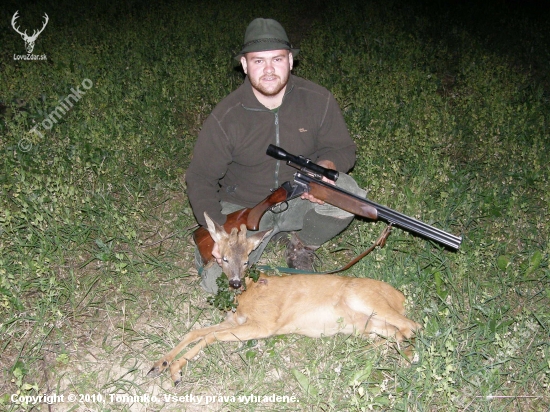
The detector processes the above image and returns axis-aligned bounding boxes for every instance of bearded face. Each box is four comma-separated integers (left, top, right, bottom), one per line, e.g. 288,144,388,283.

241,50,293,100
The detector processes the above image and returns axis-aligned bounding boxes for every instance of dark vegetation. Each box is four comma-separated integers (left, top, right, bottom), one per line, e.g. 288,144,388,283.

1,0,548,410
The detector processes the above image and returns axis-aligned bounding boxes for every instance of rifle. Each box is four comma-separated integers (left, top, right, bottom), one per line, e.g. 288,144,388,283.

193,145,462,265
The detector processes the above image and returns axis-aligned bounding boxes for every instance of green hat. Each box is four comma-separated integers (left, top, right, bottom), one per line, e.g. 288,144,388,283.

235,18,299,60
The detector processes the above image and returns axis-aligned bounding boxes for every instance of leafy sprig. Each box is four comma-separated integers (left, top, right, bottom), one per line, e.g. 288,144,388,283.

206,273,238,312
207,265,261,311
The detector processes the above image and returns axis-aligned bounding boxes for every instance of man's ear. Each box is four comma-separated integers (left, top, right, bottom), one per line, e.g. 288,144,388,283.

241,55,248,74
289,52,294,71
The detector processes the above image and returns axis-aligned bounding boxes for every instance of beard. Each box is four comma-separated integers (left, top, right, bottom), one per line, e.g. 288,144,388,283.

249,72,289,97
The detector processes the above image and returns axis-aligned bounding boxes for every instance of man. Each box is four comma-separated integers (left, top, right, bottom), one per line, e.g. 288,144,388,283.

186,18,366,293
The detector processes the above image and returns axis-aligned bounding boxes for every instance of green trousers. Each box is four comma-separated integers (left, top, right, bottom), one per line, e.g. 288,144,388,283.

195,174,366,293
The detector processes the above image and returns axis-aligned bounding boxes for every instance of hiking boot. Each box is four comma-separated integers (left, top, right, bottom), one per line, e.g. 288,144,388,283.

284,232,318,271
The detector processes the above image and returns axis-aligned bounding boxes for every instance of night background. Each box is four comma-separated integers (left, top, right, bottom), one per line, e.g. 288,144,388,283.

1,0,549,410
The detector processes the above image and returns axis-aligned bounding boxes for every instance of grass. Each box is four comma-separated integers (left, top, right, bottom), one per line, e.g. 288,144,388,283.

1,0,549,410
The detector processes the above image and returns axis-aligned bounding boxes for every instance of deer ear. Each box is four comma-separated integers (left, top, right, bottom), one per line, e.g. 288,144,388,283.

247,228,274,251
204,212,226,243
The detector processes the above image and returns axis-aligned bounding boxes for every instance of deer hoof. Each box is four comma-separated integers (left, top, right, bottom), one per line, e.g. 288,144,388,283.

172,372,182,386
147,366,160,377
148,359,169,377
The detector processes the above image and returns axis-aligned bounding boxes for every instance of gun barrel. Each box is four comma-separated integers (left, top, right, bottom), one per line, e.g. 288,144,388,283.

296,172,462,250
371,200,462,250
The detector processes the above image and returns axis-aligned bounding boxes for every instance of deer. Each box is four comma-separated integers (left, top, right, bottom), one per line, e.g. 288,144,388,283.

11,11,49,54
148,212,421,385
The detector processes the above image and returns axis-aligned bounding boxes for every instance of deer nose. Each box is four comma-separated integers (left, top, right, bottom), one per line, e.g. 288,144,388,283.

229,278,242,289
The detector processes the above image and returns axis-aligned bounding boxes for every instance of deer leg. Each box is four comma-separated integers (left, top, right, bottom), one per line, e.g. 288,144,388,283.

359,314,421,359
148,321,237,378
167,321,272,385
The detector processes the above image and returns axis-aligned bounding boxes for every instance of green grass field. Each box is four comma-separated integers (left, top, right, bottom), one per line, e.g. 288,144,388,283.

1,0,549,410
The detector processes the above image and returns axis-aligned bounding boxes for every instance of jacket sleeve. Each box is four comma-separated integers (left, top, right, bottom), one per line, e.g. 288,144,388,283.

186,113,232,227
314,93,356,172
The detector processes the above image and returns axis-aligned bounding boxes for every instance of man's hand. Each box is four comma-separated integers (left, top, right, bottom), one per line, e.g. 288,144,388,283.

300,159,336,204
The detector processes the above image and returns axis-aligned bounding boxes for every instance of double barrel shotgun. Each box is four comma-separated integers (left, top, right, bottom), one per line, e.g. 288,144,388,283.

194,144,462,265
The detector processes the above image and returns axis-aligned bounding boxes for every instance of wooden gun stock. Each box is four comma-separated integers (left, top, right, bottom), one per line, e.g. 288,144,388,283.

193,186,292,265
306,180,378,220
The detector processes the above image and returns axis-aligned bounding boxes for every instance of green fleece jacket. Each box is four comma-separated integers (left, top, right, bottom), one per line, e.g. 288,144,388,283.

186,74,357,227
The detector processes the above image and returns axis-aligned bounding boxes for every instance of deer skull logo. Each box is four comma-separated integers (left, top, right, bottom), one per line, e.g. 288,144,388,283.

11,11,49,54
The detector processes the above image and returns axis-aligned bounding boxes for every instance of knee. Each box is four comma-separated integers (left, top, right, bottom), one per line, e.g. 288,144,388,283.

335,173,366,197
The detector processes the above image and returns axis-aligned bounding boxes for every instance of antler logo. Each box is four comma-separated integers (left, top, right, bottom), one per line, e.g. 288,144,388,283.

11,10,49,54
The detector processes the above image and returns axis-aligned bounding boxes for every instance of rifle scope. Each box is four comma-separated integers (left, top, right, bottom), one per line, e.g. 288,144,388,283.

266,144,340,182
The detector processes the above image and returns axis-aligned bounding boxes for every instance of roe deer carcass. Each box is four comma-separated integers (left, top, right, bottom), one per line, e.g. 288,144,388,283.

149,212,421,385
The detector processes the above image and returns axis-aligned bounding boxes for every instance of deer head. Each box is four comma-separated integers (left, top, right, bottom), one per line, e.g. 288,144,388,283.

204,212,272,289
12,11,49,54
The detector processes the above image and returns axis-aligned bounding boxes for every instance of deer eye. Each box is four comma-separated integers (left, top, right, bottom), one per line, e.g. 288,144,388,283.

243,261,249,266
222,257,228,263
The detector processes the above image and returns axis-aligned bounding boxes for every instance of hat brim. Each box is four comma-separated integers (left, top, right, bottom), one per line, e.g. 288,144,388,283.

234,45,300,61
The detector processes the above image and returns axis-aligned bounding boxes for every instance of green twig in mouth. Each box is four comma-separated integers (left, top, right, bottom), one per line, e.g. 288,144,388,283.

207,265,261,312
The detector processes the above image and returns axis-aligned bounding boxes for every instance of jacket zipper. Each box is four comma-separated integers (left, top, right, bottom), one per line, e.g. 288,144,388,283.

241,81,294,191
239,107,281,190
274,111,280,188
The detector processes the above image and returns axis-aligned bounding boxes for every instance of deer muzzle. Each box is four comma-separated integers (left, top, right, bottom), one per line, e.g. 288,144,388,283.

229,278,242,289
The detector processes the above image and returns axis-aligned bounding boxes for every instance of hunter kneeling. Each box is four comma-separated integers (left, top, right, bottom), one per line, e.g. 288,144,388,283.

186,18,366,293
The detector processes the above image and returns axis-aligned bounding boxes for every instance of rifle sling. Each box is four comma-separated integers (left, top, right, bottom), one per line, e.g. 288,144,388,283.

257,224,393,275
